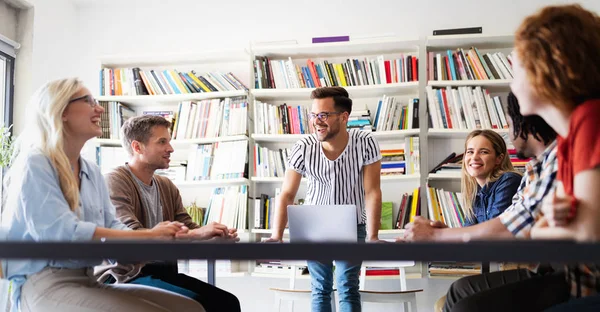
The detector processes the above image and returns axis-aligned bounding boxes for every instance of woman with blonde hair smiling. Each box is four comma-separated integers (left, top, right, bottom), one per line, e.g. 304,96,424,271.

0,78,203,312
460,129,522,226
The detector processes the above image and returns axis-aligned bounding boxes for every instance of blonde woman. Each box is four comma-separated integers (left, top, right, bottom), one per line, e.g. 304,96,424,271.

0,78,204,312
460,130,522,226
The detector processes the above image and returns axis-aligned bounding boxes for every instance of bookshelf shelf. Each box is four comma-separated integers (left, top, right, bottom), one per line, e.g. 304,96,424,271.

93,135,248,147
252,38,420,59
97,90,248,107
251,133,309,143
371,129,420,140
428,128,509,138
251,175,419,184
250,82,418,100
427,79,512,89
251,130,419,143
426,34,514,50
380,174,421,182
174,178,249,188
99,50,250,68
251,177,308,183
428,172,461,180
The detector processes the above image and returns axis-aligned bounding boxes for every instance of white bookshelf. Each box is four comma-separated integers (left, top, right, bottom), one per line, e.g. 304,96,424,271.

93,135,248,147
251,133,308,143
251,177,307,183
251,129,419,143
427,79,512,89
428,172,461,180
425,34,514,50
94,34,517,280
251,82,418,100
174,178,249,188
251,175,419,184
252,38,420,59
97,90,248,107
428,128,509,139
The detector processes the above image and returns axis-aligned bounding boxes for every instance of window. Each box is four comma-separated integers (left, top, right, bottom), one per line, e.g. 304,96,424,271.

0,38,16,219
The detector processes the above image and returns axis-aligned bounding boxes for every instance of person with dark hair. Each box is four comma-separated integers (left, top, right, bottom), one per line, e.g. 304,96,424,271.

94,115,241,312
401,91,569,311
266,86,383,312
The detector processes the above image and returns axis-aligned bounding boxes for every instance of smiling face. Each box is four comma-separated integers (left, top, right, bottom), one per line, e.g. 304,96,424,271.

134,125,174,170
62,87,104,141
310,97,347,142
464,135,504,185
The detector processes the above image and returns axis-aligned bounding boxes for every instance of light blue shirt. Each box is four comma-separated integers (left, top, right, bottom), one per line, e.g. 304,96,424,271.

2,151,129,310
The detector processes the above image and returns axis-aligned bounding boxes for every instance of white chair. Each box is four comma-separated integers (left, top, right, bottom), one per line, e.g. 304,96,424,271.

359,261,422,312
269,260,336,312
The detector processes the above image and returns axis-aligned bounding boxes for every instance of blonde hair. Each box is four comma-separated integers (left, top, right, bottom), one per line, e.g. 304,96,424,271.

460,130,520,220
3,78,83,217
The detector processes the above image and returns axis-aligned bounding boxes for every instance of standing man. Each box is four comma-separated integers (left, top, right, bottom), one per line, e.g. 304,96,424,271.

96,115,241,312
267,87,383,312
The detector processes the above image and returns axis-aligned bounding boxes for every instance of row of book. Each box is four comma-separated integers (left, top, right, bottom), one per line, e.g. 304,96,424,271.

253,189,282,230
427,48,513,81
203,185,248,230
425,186,466,228
99,67,248,96
171,97,248,140
381,148,406,176
253,145,291,178
373,97,419,131
427,86,508,130
396,188,421,230
253,101,313,135
185,140,248,181
97,101,135,140
253,55,418,89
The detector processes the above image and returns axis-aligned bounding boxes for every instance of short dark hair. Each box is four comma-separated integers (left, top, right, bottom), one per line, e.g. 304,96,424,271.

121,115,171,156
506,92,557,145
310,86,352,114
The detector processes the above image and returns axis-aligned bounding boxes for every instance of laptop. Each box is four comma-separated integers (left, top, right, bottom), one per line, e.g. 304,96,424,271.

287,205,358,243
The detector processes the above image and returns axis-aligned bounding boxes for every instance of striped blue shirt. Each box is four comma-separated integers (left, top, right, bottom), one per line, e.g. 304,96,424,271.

287,129,382,224
1,151,129,311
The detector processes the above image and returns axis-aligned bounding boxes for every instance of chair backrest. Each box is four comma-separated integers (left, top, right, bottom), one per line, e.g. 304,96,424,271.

360,261,415,291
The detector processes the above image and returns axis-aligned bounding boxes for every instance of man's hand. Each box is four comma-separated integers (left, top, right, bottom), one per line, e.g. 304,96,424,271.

402,216,445,242
150,221,187,239
541,192,577,227
263,236,283,243
176,222,230,240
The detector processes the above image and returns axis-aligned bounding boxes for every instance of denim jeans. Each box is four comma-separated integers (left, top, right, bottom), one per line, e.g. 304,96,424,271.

307,224,366,312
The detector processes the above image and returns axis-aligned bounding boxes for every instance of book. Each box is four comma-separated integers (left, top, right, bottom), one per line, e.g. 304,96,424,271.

312,36,349,43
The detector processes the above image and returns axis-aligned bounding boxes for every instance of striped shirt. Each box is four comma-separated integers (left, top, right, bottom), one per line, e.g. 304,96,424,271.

287,129,382,224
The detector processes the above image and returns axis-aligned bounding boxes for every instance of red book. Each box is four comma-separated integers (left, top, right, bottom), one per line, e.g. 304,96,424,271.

384,60,392,84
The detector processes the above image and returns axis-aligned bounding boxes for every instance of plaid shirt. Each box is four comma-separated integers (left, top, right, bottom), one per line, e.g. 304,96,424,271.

499,140,558,237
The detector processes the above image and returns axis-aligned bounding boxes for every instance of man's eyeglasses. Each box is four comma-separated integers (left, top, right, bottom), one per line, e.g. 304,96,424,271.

308,111,343,122
68,95,99,108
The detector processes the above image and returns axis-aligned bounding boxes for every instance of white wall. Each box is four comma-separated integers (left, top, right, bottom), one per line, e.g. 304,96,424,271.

0,0,18,42
12,0,79,134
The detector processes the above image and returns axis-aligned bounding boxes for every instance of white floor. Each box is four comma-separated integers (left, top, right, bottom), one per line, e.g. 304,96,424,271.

209,275,458,312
